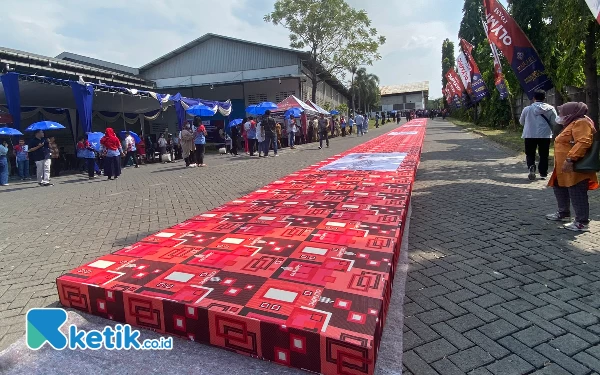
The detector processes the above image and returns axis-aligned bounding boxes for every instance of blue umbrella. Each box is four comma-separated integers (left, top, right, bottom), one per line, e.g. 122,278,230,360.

119,130,141,143
330,110,340,115
228,119,243,128
186,104,217,117
245,105,260,115
256,102,278,112
0,127,23,136
25,121,66,132
284,107,304,119
86,132,104,151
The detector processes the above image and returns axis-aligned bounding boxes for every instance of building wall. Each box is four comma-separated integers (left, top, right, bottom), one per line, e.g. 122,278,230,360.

379,92,425,112
141,37,301,80
301,73,346,109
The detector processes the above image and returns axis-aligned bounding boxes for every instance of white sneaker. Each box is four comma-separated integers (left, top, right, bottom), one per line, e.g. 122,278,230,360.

564,221,590,232
188,164,197,168
546,212,571,222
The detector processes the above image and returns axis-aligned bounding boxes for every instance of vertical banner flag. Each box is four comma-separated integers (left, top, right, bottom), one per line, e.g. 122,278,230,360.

482,19,509,100
446,69,468,108
443,85,455,108
460,39,490,102
586,0,600,24
483,0,553,99
456,52,474,97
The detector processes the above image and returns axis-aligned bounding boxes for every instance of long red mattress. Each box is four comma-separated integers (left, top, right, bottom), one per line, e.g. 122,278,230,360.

56,119,427,375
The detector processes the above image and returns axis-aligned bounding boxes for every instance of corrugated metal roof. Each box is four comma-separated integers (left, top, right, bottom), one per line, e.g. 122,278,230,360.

380,81,429,96
140,33,310,72
55,52,139,75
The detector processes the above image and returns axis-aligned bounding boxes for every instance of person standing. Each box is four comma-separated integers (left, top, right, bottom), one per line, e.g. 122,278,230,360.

28,130,52,186
355,113,365,137
123,132,139,168
157,133,168,162
262,110,278,157
318,113,329,149
245,117,257,156
194,121,207,167
230,123,240,156
275,122,283,149
48,136,61,177
348,115,354,135
172,132,182,160
546,102,598,231
341,116,347,137
287,117,297,149
307,117,314,143
100,128,124,180
519,90,557,180
81,134,97,180
180,123,196,166
14,138,29,180
0,140,8,186
256,118,266,157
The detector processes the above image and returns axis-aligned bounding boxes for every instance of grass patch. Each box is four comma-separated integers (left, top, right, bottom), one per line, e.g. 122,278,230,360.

449,118,555,158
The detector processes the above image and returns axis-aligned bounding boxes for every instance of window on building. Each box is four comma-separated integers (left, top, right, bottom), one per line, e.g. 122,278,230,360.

405,102,416,110
248,93,268,105
275,91,296,103
393,104,404,110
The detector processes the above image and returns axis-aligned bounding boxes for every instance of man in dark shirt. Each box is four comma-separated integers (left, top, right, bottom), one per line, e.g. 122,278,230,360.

28,130,52,186
262,110,278,157
318,114,329,149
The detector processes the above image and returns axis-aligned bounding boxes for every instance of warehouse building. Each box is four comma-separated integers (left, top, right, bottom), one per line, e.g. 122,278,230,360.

378,82,429,113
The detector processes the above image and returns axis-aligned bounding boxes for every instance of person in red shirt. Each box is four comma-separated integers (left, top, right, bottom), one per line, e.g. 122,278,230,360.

136,138,146,164
13,138,30,180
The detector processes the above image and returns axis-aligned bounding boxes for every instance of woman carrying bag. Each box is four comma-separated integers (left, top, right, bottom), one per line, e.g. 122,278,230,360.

546,102,599,232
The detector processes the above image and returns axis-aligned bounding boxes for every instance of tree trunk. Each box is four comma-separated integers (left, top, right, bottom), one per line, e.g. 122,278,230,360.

351,72,356,116
585,20,599,128
311,64,318,103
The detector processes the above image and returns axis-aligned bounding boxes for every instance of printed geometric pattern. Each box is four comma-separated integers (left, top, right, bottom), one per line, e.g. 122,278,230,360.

56,119,427,375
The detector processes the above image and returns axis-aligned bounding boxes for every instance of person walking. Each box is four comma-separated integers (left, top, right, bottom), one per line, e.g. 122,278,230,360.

341,116,347,137
28,130,52,186
355,113,365,137
123,132,139,168
262,110,278,157
0,140,8,186
181,123,196,167
287,116,297,149
100,128,123,180
348,115,354,135
194,120,207,167
520,90,557,180
318,113,329,149
375,113,380,128
546,102,598,232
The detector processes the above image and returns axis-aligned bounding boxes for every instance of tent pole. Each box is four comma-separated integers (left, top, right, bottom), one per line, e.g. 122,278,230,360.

121,95,126,131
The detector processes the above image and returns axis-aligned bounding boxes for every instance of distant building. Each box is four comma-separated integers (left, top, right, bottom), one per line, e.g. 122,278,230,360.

377,82,429,113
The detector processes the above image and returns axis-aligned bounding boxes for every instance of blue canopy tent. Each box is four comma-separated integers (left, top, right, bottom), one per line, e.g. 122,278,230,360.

284,107,304,119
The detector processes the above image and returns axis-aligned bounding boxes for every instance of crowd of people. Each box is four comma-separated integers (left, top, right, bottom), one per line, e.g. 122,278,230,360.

520,90,598,232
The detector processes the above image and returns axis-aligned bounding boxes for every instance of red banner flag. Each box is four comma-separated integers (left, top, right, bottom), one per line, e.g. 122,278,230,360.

483,0,553,99
459,39,490,102
446,69,468,108
586,0,600,24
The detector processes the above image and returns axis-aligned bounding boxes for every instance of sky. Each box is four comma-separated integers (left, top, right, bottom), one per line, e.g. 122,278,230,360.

0,0,477,99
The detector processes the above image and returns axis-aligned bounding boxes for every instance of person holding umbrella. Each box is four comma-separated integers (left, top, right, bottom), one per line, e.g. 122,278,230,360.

193,117,208,167
100,128,124,180
79,134,98,180
14,138,30,180
27,130,52,186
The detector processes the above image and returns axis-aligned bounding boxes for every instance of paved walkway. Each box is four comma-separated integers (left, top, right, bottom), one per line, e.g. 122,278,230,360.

403,119,600,374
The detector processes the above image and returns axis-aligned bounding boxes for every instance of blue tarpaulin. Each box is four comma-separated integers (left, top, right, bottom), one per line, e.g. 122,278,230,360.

70,82,94,133
0,73,21,130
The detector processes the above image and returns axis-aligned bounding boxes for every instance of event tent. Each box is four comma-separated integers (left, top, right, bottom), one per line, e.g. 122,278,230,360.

306,100,330,115
275,95,318,115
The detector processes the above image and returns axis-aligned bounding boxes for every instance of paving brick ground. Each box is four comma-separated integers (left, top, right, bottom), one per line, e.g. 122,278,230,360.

3,118,600,375
0,123,396,352
403,119,600,375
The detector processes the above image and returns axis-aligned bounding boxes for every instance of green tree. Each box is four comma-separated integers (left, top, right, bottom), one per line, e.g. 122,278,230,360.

264,0,386,102
441,39,455,108
352,68,380,113
336,102,349,116
459,0,486,46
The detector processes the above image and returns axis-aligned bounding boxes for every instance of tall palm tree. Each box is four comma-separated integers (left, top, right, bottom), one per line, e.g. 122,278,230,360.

350,66,358,116
353,68,380,114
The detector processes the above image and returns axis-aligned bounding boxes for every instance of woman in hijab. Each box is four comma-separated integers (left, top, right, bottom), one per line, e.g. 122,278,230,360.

181,123,196,167
547,102,598,231
100,128,124,180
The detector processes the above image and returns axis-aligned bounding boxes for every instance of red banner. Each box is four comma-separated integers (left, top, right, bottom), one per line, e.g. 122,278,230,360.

459,39,489,102
445,69,468,108
483,0,553,98
0,112,12,124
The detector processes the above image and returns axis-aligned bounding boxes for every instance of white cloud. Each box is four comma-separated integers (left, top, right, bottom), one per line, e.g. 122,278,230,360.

0,0,461,98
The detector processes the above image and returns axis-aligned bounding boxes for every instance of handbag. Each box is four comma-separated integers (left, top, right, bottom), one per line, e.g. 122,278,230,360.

574,132,600,172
